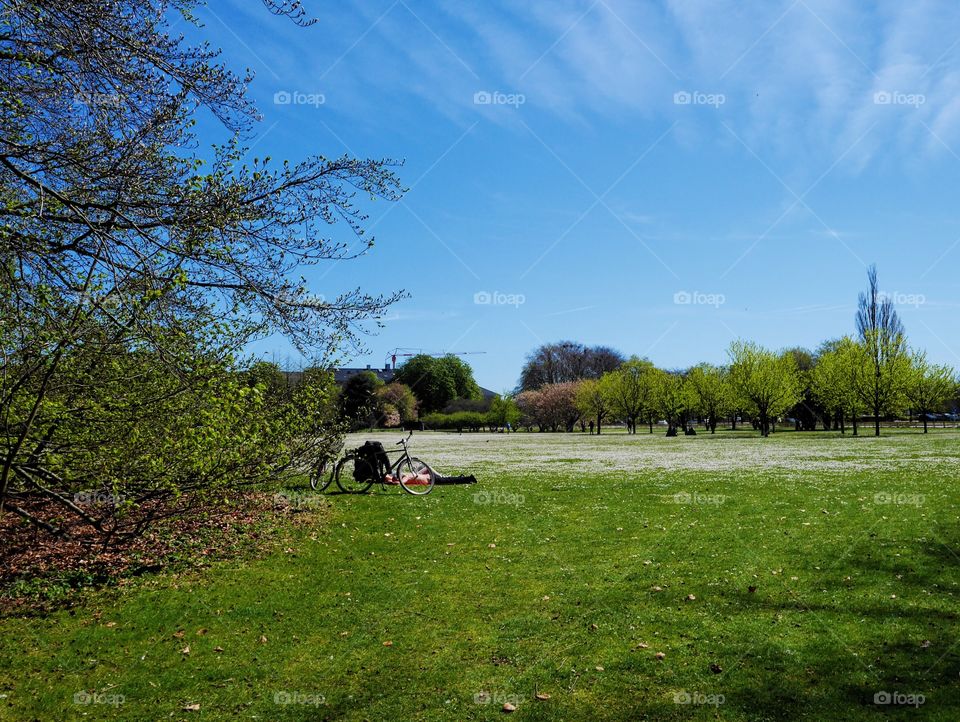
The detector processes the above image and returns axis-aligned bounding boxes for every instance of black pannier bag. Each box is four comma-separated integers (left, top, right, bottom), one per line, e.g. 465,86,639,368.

353,441,389,482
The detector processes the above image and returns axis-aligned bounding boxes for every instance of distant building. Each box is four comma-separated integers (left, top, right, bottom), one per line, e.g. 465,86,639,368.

332,365,396,384
278,364,392,387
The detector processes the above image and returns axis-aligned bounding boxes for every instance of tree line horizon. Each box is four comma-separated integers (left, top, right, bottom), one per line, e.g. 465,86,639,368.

375,266,957,438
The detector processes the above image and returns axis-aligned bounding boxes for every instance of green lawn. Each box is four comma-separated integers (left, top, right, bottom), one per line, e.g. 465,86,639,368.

2,430,959,720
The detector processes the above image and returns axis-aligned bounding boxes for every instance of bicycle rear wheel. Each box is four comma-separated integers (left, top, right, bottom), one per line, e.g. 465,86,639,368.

396,457,435,495
335,455,375,494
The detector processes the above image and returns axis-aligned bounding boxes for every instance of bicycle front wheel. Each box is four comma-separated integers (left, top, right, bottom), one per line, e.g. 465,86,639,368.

396,457,435,496
335,455,375,494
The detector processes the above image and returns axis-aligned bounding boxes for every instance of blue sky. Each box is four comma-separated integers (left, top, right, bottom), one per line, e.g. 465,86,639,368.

188,1,960,392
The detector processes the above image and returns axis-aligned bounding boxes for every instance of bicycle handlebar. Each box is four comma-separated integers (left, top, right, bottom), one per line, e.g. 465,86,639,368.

396,430,413,445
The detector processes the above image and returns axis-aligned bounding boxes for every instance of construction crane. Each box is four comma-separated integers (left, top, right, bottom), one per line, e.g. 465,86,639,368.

385,348,487,370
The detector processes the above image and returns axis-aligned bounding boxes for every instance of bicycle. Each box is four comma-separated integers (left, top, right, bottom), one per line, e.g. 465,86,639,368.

334,431,436,495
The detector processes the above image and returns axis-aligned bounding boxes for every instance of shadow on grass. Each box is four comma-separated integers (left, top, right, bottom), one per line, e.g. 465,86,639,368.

687,531,960,720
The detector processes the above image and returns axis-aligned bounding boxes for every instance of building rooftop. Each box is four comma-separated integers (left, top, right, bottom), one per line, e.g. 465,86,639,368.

332,365,396,384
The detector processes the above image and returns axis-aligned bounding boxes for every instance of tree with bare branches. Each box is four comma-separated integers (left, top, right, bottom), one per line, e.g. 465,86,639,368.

0,1,403,538
854,266,909,436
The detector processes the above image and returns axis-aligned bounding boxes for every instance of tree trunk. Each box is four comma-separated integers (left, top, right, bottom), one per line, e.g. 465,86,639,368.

923,414,928,433
874,392,881,436
597,413,602,435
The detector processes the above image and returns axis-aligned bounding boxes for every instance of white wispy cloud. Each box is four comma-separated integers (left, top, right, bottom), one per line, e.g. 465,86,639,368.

216,0,960,170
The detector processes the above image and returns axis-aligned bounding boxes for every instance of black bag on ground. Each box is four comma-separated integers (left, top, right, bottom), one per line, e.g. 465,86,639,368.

354,441,389,481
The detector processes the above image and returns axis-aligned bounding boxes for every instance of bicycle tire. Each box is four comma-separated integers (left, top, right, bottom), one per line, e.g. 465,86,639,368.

396,456,435,496
335,454,375,494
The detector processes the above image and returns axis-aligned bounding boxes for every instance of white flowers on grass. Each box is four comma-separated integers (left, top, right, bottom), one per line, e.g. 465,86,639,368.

342,432,960,475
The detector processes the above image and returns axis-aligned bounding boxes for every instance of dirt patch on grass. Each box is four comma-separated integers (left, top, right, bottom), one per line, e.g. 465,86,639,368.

0,490,330,612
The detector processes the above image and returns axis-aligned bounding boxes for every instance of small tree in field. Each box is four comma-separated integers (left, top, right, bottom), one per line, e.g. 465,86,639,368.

904,352,957,433
575,379,608,434
812,338,860,434
603,358,656,434
728,341,801,437
686,364,733,433
784,348,821,431
653,370,687,435
488,395,521,431
837,337,869,435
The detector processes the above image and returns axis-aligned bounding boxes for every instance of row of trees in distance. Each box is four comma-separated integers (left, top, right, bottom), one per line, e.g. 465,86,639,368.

336,267,955,438
512,267,957,437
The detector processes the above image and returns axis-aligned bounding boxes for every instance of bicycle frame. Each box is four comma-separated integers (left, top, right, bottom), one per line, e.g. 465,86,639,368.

380,431,414,484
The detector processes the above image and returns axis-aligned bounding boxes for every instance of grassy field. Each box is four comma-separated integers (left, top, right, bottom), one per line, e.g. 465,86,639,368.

2,429,959,720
